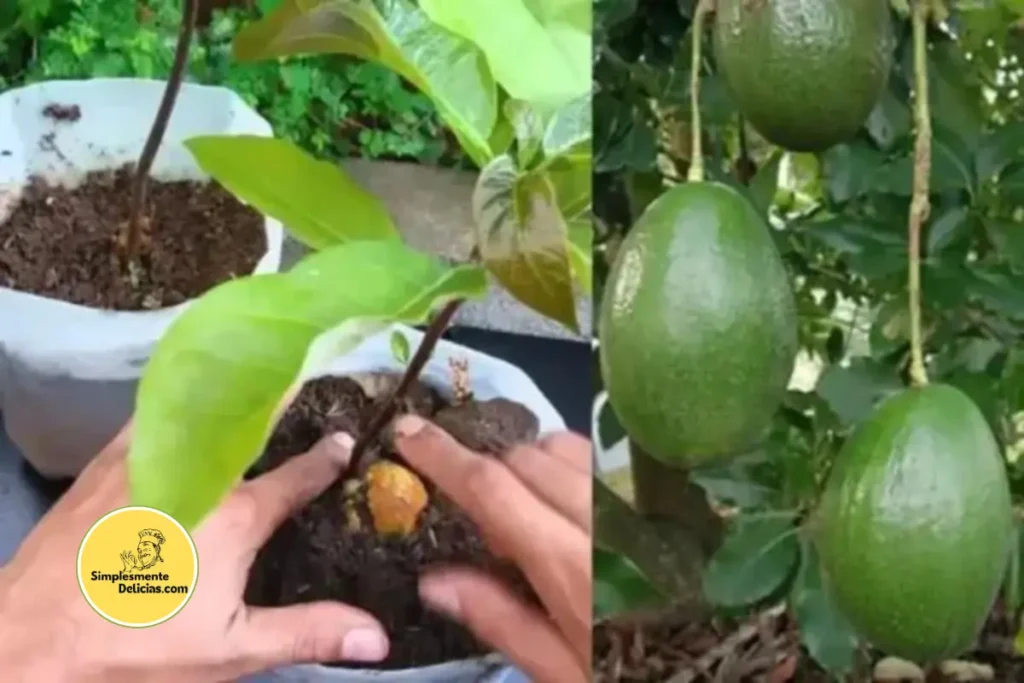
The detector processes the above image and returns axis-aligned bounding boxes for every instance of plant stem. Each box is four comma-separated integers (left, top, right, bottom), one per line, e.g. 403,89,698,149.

687,0,712,183
347,299,463,474
908,0,931,387
121,0,199,266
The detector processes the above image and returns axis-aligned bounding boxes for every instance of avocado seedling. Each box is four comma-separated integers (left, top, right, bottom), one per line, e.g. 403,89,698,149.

128,0,591,670
0,0,266,313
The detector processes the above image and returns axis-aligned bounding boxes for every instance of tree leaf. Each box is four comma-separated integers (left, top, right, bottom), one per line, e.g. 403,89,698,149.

420,0,590,110
593,546,666,620
927,206,969,256
702,512,800,608
546,151,592,219
816,359,903,427
186,135,398,251
984,218,1024,273
543,90,592,159
389,328,411,364
129,241,488,530
567,216,593,295
233,0,497,166
749,150,782,216
472,154,578,331
791,542,860,676
504,99,545,168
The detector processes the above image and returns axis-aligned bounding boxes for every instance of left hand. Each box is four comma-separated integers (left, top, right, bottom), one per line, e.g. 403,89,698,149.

0,424,390,683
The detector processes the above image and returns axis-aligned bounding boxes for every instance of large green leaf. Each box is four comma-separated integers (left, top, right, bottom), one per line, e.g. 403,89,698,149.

420,0,590,111
593,546,665,619
186,135,398,250
129,241,488,530
543,91,592,159
791,542,860,676
472,154,578,331
702,512,800,608
233,0,497,166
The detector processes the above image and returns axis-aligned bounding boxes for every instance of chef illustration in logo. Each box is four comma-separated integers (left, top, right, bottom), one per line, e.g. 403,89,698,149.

120,528,166,573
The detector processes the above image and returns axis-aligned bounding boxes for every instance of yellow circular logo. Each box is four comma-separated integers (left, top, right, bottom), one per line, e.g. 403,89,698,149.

76,506,198,628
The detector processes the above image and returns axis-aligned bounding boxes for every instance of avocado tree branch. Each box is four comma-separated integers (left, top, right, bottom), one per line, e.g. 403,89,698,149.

908,0,932,387
121,0,199,266
687,0,713,183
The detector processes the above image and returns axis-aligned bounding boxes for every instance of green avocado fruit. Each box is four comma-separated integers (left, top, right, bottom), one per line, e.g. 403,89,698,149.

713,0,893,152
599,182,797,467
814,384,1013,663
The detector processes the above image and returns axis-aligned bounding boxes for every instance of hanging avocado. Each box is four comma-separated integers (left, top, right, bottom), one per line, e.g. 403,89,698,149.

599,182,797,467
814,384,1014,662
713,0,894,151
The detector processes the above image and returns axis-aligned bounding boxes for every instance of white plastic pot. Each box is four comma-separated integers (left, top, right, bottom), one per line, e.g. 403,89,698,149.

248,323,564,683
0,78,284,478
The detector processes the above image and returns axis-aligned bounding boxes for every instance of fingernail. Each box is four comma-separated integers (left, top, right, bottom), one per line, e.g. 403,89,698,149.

394,415,427,439
420,580,461,616
341,627,388,662
326,432,355,464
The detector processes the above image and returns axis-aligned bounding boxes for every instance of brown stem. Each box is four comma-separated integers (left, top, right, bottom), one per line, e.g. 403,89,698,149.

347,299,463,473
121,0,199,266
630,442,724,557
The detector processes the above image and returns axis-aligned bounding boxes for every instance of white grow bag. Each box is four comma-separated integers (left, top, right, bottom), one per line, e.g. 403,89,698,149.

0,78,284,478
250,323,563,683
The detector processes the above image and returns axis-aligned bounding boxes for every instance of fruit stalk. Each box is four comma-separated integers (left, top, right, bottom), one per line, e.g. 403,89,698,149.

347,299,463,474
121,0,199,266
907,0,932,387
687,0,713,183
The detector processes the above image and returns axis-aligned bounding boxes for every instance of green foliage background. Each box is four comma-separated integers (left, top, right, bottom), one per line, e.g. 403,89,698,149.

0,0,461,164
594,0,1024,676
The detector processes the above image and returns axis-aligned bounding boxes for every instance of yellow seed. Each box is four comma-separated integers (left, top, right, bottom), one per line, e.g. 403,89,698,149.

365,461,428,536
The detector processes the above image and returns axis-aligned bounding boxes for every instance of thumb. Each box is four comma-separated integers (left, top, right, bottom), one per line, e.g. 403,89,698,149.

234,601,390,671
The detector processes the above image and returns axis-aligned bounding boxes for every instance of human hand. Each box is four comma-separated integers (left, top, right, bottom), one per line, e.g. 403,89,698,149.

392,415,592,683
119,550,137,572
0,425,390,683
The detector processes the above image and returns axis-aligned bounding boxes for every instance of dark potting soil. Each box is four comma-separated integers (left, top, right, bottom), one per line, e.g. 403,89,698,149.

245,376,542,670
0,164,265,310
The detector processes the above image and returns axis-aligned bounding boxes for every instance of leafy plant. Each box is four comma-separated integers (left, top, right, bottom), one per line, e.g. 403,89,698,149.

594,0,1024,678
126,0,593,531
11,0,454,164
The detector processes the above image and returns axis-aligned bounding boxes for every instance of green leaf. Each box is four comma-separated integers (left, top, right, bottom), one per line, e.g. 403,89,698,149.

420,0,590,110
472,155,578,331
543,90,592,159
702,512,800,608
1006,519,1023,613
791,542,860,676
233,0,498,167
129,241,488,530
389,329,411,364
816,359,903,427
985,218,1024,274
749,150,782,216
593,546,666,619
546,151,592,219
567,216,593,294
504,99,545,167
185,135,398,250
927,206,969,256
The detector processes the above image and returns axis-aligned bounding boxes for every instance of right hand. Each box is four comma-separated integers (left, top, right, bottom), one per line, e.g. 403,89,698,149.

392,415,592,683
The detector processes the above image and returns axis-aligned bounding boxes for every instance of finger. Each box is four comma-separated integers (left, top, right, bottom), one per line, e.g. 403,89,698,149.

224,433,353,555
394,415,591,648
393,415,569,568
234,601,389,671
536,432,592,475
420,569,588,683
503,443,591,531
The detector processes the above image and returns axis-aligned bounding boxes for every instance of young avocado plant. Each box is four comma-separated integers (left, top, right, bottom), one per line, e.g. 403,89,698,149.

126,0,592,533
118,0,199,266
